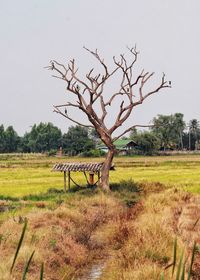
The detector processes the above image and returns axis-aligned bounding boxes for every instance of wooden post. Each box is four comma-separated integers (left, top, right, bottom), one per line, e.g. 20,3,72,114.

89,172,94,186
68,171,71,191
64,171,66,192
97,171,101,187
57,146,62,157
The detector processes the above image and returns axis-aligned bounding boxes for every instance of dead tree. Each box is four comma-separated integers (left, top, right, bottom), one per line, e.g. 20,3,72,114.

47,47,171,191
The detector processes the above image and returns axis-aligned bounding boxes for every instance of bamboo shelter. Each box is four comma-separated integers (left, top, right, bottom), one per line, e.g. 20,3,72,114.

52,162,114,192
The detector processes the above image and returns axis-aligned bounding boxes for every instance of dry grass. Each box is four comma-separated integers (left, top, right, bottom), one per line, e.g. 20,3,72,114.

1,153,200,279
1,183,199,280
0,184,199,279
101,189,199,280
0,188,142,279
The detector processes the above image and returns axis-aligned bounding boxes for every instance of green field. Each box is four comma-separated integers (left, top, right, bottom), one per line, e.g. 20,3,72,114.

1,154,200,197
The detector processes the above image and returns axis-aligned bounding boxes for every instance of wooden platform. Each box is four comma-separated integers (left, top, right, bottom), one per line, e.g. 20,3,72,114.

52,162,115,192
52,162,104,173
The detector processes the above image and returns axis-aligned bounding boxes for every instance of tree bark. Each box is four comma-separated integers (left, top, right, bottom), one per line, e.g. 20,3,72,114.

100,149,115,191
49,47,170,190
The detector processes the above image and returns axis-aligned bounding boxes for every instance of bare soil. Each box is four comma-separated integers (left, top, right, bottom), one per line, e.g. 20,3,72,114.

176,195,200,279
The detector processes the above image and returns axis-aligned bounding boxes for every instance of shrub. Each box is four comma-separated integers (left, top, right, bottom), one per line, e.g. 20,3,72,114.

81,149,106,157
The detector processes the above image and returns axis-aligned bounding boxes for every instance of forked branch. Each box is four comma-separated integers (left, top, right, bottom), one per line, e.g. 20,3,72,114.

48,46,171,145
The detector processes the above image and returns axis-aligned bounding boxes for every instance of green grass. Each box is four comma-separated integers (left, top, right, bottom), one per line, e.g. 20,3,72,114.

1,154,200,198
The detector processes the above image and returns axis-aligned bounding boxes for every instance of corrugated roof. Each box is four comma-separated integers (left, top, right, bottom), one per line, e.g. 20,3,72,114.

52,162,105,172
98,140,137,150
114,139,137,148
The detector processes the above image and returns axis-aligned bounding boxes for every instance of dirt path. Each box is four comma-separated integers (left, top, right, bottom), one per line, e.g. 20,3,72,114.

177,196,200,242
78,261,106,280
176,196,200,279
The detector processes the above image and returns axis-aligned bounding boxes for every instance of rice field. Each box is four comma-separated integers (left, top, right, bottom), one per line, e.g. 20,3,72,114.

1,154,200,197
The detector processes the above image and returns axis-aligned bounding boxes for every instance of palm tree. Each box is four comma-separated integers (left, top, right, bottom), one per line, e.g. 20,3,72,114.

189,119,200,150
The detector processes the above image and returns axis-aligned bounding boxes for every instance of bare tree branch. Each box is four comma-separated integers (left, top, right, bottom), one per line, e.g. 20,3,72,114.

83,46,109,78
48,46,170,152
53,105,93,128
48,46,171,190
113,124,154,141
133,72,170,107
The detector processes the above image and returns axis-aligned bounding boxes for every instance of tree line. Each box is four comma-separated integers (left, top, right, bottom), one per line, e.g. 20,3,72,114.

0,123,95,155
130,113,200,154
0,113,200,155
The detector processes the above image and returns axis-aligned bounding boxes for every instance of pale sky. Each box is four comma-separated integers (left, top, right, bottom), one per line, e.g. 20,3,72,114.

0,0,199,135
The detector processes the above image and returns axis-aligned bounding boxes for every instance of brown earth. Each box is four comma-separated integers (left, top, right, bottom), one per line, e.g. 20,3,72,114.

176,196,200,279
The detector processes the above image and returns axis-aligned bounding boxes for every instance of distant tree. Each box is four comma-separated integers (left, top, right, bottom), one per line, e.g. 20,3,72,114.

152,115,172,150
129,127,138,138
188,119,200,150
0,125,6,153
88,128,100,145
172,113,185,149
130,130,160,155
4,126,19,152
17,132,30,152
152,113,185,150
24,122,62,153
62,125,95,155
47,47,170,190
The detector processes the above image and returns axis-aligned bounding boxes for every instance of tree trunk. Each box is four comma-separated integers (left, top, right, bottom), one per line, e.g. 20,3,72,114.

100,149,115,191
180,130,183,150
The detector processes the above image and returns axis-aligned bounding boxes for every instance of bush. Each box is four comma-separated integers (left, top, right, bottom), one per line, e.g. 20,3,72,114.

110,179,141,193
110,180,141,207
81,149,106,157
47,149,57,156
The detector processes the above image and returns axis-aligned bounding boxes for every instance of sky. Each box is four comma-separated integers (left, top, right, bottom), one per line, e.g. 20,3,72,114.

0,0,199,136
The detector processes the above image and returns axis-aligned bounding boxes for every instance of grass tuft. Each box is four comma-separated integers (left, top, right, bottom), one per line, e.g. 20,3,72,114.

21,250,35,280
10,218,28,273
